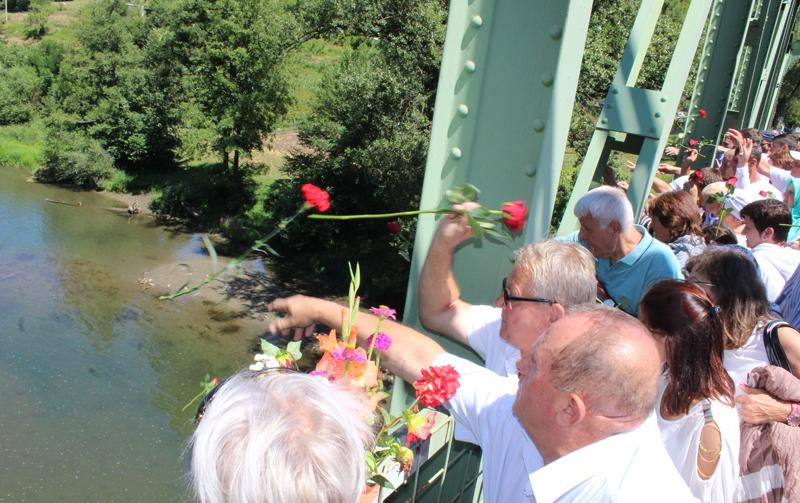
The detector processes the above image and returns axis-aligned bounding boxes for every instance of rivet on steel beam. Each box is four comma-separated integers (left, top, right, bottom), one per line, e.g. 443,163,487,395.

524,163,537,177
450,147,463,159
541,73,554,87
533,119,545,132
660,96,668,103
457,104,469,117
550,26,563,40
464,60,477,73
655,112,661,118
471,15,483,27
601,118,608,124
612,87,619,95
650,127,657,133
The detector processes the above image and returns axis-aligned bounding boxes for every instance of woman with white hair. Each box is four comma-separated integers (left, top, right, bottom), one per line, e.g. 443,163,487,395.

188,370,374,503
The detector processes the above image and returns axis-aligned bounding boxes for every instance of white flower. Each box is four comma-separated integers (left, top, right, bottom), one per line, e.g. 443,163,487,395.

253,353,279,367
249,361,265,371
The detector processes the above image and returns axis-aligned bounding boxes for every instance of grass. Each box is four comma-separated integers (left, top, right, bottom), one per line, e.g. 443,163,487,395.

0,121,46,170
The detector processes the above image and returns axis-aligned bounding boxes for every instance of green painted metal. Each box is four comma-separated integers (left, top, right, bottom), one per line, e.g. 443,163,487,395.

557,0,714,234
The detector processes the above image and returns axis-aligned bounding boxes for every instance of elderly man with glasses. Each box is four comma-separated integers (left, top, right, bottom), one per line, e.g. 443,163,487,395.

418,204,597,377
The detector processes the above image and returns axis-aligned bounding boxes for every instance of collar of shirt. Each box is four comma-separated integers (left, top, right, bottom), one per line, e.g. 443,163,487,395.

528,422,648,503
599,225,650,268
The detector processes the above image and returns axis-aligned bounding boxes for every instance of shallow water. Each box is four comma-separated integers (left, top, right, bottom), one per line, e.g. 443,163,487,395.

0,168,257,502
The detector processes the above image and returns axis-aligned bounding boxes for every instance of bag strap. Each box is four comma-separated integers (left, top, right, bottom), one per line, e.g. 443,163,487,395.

763,320,792,371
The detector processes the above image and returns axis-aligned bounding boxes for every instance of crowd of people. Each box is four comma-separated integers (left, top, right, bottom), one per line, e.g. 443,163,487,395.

187,127,800,503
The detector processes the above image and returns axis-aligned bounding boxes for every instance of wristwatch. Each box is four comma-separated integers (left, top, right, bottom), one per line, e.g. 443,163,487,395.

788,403,800,427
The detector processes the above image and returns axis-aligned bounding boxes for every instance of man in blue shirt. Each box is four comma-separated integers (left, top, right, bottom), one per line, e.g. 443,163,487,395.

573,186,683,314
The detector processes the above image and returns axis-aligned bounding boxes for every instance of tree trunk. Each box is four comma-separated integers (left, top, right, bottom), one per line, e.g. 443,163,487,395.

233,150,240,176
223,150,229,170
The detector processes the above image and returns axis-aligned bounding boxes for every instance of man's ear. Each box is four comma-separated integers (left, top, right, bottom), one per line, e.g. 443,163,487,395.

762,226,775,242
609,220,622,234
548,303,566,323
555,393,587,427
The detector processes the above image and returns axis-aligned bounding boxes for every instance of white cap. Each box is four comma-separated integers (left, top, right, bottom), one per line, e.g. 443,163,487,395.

789,150,800,161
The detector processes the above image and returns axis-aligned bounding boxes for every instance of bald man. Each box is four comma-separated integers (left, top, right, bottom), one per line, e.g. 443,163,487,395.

268,298,696,502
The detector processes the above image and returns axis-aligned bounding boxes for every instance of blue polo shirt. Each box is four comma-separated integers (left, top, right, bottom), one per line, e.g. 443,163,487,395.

561,226,683,315
595,225,683,314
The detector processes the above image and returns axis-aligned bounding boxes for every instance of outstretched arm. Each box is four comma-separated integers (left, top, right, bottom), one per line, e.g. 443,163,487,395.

267,295,445,383
417,203,479,345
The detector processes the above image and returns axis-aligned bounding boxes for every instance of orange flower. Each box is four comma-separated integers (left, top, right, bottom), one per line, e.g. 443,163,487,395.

406,412,436,445
317,330,339,354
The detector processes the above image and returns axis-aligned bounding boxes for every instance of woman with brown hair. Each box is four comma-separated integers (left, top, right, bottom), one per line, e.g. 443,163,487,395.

649,190,705,266
639,280,739,502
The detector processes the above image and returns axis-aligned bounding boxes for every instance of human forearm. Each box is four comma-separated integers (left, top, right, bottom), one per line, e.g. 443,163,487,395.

418,240,470,341
267,295,445,383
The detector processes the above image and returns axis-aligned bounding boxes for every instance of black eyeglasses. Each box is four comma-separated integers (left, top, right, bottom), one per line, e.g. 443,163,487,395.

194,367,298,424
502,277,555,307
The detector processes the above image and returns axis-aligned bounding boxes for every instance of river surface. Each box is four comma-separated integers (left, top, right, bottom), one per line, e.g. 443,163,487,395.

0,167,259,502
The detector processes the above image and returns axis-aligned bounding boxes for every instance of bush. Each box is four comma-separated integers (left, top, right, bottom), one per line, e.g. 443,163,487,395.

7,0,31,12
36,130,115,188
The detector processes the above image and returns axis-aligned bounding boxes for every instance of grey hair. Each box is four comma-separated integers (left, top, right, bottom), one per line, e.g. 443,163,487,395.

188,371,374,503
514,240,596,306
547,304,659,422
574,186,634,230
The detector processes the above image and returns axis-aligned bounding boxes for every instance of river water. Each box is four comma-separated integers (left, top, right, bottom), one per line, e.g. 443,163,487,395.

0,167,258,502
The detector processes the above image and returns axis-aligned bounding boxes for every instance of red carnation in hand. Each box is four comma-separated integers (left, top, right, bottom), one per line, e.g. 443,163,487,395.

726,177,737,187
413,365,460,408
301,183,331,213
698,108,707,119
386,221,401,235
690,170,704,181
501,201,528,233
688,138,698,147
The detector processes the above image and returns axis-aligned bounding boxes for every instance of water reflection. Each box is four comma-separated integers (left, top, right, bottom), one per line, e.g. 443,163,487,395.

0,167,259,501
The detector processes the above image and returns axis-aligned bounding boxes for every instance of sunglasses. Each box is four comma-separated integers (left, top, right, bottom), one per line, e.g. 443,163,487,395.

194,367,298,424
502,277,555,307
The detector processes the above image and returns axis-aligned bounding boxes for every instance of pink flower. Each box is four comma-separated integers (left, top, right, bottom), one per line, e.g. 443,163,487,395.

501,201,527,232
698,109,707,119
406,413,436,445
369,305,396,320
309,370,334,381
726,176,737,187
386,221,401,235
331,347,366,363
688,139,698,147
413,365,460,408
301,183,331,213
759,191,768,198
366,332,392,351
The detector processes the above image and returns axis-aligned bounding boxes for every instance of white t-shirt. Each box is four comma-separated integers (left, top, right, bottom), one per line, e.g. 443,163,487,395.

751,242,800,301
736,165,781,197
723,322,769,389
464,305,519,376
769,166,792,193
437,353,699,503
657,383,740,503
671,174,690,191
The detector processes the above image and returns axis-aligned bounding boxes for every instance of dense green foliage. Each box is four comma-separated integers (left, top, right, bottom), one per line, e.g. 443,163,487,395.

260,0,447,304
776,60,800,127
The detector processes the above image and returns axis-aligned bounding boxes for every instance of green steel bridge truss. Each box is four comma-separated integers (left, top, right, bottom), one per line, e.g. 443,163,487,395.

386,0,800,501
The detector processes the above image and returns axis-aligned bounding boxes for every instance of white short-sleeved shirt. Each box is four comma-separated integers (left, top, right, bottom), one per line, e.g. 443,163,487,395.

724,322,769,389
751,242,800,302
436,353,699,503
657,385,741,502
671,174,690,191
769,166,792,193
464,305,519,376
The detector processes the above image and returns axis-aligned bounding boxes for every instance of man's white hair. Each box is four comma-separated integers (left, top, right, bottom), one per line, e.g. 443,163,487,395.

188,371,373,503
515,240,596,306
574,186,634,230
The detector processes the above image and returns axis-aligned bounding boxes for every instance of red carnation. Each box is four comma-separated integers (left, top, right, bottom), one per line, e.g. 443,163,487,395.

501,201,528,233
387,221,401,235
413,365,460,408
301,183,331,213
759,191,768,198
688,139,698,147
690,171,704,181
698,109,707,119
726,177,737,187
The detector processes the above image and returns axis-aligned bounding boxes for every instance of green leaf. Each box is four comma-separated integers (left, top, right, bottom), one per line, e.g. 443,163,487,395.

203,235,218,274
286,340,302,361
260,340,280,356
369,474,396,490
446,183,480,204
467,215,485,239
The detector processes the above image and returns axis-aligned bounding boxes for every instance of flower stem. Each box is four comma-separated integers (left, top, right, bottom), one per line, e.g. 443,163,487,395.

308,208,459,220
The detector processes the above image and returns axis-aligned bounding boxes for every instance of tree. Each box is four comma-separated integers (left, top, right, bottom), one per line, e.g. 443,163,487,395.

166,0,295,174
260,0,447,305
